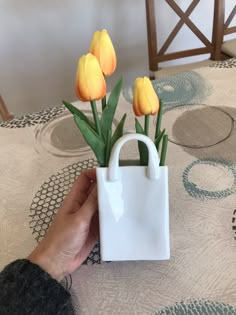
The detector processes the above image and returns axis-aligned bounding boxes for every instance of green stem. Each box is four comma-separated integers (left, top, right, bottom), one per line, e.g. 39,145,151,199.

155,100,163,139
90,100,102,137
102,95,106,111
155,128,165,153
160,135,168,166
144,115,150,136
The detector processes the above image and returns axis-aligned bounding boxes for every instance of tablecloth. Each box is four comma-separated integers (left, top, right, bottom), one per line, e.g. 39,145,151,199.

1,58,236,314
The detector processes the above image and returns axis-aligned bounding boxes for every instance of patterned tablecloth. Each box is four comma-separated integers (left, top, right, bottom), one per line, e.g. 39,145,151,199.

1,59,236,314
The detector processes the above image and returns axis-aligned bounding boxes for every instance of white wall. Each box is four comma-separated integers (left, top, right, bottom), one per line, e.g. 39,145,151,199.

0,0,235,116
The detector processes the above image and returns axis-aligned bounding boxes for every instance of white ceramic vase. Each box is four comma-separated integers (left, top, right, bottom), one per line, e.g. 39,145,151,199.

96,133,170,261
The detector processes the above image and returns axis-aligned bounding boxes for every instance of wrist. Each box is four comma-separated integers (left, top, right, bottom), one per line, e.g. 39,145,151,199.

28,248,64,282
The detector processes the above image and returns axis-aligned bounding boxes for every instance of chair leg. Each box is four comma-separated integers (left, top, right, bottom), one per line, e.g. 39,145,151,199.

0,95,14,121
212,0,225,60
149,71,156,80
146,0,158,78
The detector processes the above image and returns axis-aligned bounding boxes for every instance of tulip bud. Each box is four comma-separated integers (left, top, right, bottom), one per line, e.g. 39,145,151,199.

75,53,106,101
133,77,159,116
89,29,116,76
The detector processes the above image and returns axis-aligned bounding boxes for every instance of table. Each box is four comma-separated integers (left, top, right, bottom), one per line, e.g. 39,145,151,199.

1,58,236,314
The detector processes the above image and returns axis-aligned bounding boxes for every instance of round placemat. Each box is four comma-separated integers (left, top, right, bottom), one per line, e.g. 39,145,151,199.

35,110,118,157
161,104,235,149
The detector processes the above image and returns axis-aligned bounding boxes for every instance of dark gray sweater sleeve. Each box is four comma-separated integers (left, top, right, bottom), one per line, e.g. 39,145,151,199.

0,259,72,315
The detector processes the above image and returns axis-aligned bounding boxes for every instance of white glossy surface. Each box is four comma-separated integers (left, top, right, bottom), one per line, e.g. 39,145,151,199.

96,133,170,261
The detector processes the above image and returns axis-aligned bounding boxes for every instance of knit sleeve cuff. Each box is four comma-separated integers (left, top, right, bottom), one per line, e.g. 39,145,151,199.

0,259,71,314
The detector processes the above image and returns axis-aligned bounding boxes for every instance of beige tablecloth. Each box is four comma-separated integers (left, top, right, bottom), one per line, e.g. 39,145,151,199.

1,59,236,314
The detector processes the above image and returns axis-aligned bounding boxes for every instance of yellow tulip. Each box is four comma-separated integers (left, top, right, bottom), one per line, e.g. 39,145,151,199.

89,29,117,76
75,53,106,101
133,77,159,116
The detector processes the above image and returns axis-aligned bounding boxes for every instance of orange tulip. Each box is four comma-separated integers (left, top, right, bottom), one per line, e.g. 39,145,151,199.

89,29,116,76
75,53,106,101
133,77,159,116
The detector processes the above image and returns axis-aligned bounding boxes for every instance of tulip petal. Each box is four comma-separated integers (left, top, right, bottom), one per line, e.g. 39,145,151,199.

89,31,101,61
89,29,116,76
143,77,159,115
99,30,117,76
76,55,90,101
133,78,143,116
85,54,106,100
133,77,152,116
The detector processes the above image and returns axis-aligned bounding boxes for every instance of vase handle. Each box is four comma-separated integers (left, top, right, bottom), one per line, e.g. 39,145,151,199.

108,133,160,181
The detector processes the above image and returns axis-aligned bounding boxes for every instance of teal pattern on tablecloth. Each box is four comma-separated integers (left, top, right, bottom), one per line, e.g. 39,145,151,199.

183,158,236,200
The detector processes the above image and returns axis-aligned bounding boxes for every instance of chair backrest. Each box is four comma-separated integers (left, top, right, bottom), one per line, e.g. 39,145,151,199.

145,0,223,74
222,2,236,38
215,1,236,58
0,95,14,121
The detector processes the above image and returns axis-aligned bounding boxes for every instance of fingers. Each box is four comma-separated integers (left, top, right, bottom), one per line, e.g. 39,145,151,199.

72,211,99,267
62,169,97,212
87,181,96,195
78,184,98,222
72,168,97,195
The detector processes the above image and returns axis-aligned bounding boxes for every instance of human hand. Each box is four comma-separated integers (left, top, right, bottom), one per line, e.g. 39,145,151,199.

28,169,99,281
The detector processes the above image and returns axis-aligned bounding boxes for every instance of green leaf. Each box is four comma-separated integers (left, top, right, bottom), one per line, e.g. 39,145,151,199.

63,100,96,131
155,99,164,139
101,95,106,111
105,130,112,167
135,118,144,134
154,128,166,152
160,135,168,166
111,114,126,148
74,115,105,166
100,77,123,140
135,118,148,166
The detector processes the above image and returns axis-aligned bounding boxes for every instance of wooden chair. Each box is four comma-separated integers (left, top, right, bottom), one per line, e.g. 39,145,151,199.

145,0,224,78
0,95,14,121
221,1,236,58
